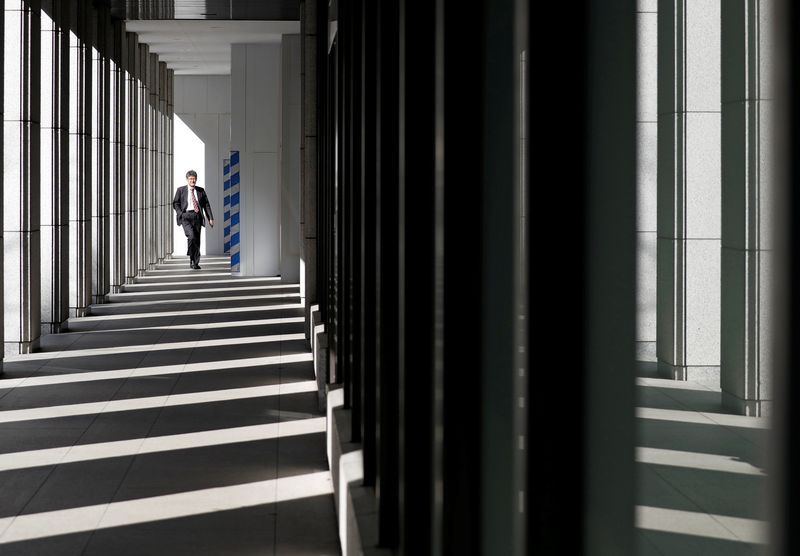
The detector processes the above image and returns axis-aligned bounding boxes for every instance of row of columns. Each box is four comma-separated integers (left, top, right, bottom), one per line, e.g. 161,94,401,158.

655,0,775,415
300,0,318,321
1,0,174,364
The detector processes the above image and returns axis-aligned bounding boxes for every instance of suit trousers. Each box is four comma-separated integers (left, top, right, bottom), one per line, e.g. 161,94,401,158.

182,211,202,266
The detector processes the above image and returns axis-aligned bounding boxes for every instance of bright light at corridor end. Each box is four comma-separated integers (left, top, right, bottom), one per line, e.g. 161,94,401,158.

173,114,206,256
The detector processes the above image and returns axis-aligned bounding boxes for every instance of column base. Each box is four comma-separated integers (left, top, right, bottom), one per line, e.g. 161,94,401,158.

110,284,123,294
722,391,772,417
4,338,41,357
327,388,391,556
92,295,107,305
41,321,67,335
657,362,720,388
636,341,657,362
69,307,90,318
126,277,136,284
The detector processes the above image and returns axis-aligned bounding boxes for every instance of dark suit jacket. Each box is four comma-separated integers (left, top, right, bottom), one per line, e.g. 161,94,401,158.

173,185,214,227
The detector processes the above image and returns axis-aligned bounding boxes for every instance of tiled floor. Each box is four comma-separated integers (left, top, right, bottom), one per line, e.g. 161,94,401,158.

636,361,769,556
0,256,340,555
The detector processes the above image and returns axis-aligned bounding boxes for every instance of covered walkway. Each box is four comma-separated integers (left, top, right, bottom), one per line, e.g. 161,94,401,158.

0,256,339,555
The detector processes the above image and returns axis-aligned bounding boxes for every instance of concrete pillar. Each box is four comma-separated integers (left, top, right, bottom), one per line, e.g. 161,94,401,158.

157,61,167,262
109,20,125,293
720,1,776,415
68,0,92,317
125,32,137,282
637,1,657,360
281,34,301,283
230,43,282,277
149,52,158,267
301,0,318,321
166,68,174,256
4,0,41,354
137,43,147,275
0,3,3,373
40,0,69,333
91,7,110,304
657,0,722,385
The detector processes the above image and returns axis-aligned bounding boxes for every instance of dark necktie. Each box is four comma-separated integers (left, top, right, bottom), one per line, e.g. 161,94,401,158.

191,188,200,213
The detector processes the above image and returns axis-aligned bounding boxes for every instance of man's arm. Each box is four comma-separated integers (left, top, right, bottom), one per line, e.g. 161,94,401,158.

172,188,183,213
201,190,214,224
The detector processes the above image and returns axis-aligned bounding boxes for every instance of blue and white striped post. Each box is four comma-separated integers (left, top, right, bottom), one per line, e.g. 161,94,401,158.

229,151,241,274
223,159,231,254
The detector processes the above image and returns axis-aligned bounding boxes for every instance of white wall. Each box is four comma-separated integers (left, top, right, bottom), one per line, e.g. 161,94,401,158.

173,75,231,256
281,35,301,283
231,43,282,276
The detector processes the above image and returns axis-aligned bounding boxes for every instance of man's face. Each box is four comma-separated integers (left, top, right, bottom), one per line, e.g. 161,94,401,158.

187,175,197,188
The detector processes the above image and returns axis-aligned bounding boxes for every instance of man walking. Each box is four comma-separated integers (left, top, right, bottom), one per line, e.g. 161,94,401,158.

173,169,214,269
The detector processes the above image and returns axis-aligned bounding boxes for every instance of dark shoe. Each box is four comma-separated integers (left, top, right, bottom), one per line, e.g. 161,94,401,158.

194,264,202,270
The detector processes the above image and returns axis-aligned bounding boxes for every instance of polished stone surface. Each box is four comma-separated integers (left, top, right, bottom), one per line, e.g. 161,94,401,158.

636,361,768,555
0,257,339,555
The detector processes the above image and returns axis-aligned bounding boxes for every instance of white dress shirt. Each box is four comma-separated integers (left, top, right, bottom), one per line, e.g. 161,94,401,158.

188,186,199,212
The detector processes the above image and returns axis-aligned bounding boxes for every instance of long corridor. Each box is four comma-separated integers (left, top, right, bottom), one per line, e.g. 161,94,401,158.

0,256,340,555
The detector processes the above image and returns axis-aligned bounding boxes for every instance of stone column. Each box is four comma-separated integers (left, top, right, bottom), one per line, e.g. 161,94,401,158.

637,0,657,360
301,0,318,322
109,20,125,293
159,65,165,261
0,0,3,374
137,43,147,275
148,52,158,268
158,61,167,262
68,0,92,317
40,0,69,333
720,1,776,416
4,0,41,354
657,0,722,385
281,34,301,283
167,69,174,257
230,43,282,276
125,31,137,282
91,7,110,304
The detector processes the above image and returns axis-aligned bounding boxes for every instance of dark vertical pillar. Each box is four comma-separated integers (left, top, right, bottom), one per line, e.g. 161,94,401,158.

397,0,436,553
375,0,400,546
359,0,377,490
529,1,637,554
347,0,363,443
783,2,799,553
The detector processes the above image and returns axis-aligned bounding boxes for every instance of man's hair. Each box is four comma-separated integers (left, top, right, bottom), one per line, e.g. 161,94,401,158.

186,170,198,178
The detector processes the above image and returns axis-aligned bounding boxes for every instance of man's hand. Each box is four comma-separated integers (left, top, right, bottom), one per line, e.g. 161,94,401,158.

209,219,214,227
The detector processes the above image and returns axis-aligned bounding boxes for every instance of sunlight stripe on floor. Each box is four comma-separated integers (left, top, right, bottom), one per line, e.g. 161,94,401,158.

636,505,767,544
636,447,765,475
636,407,768,429
0,353,312,390
43,317,306,336
125,279,294,289
102,292,300,308
71,303,304,322
4,333,306,362
0,417,326,472
0,471,333,543
0,380,317,423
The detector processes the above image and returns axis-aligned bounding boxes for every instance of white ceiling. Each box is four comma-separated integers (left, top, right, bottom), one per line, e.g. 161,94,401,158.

124,20,301,75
